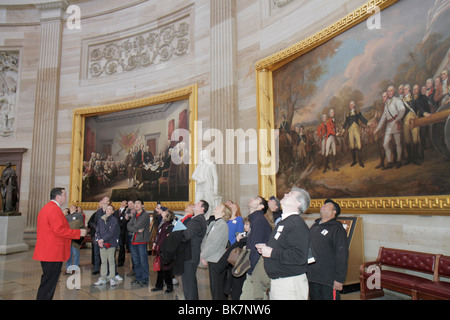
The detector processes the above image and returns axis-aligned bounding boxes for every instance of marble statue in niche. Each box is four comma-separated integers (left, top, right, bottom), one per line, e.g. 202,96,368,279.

1,162,18,213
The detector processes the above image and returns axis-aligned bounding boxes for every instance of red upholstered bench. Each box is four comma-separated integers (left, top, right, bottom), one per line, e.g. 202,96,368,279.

416,255,450,300
359,247,438,300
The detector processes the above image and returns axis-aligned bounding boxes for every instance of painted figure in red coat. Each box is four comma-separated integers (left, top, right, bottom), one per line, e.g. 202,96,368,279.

323,109,341,173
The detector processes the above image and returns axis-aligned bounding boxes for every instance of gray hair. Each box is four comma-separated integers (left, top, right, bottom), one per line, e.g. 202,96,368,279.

291,187,311,214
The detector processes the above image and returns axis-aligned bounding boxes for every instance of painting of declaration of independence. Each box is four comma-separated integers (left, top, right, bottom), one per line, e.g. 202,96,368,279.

82,100,189,203
274,0,450,200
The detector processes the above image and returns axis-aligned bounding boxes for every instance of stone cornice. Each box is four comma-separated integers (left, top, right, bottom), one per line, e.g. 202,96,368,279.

35,0,68,21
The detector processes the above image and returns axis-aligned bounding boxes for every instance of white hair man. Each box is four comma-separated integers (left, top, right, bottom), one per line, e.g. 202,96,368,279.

256,187,311,300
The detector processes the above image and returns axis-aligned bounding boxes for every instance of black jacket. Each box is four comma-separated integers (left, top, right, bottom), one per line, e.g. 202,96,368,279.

307,218,349,287
247,210,272,274
182,214,207,265
88,208,106,237
161,229,185,275
114,207,129,236
263,213,310,279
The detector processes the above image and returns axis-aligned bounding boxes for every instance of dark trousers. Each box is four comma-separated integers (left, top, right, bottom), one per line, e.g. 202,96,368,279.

155,269,173,290
117,231,127,266
208,262,227,300
36,261,63,300
226,267,246,300
117,244,126,266
309,281,341,300
182,260,199,300
92,241,101,272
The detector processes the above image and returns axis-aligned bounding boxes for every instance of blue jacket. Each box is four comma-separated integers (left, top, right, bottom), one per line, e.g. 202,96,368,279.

227,216,244,245
95,214,120,248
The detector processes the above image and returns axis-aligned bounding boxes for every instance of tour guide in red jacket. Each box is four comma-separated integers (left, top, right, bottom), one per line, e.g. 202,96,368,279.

33,187,87,300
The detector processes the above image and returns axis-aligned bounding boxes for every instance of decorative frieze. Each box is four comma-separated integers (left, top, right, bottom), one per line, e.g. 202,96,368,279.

84,9,192,79
0,51,19,138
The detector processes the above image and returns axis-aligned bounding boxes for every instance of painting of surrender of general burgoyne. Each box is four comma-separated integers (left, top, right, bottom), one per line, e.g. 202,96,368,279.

274,0,450,200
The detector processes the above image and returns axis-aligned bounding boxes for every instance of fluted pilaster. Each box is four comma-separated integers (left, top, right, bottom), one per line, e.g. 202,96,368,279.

26,1,66,233
210,0,239,203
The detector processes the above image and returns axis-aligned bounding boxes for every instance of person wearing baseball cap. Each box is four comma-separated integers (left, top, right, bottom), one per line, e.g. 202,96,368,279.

324,198,341,216
307,198,348,300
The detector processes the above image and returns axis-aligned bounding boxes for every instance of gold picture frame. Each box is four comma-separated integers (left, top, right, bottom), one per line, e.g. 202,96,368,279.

70,84,198,211
256,0,450,215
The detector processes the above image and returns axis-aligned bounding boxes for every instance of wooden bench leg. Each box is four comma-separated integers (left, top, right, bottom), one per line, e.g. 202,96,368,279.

360,276,384,300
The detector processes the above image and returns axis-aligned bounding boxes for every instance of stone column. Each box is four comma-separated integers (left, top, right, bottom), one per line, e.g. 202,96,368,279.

210,0,239,203
25,1,67,236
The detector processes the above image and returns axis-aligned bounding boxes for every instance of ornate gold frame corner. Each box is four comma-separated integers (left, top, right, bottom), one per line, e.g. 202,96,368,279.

70,84,198,211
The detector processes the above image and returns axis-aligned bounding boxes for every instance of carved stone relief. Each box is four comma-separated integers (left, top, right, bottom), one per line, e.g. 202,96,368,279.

263,0,300,17
86,15,191,79
0,51,19,138
272,0,295,9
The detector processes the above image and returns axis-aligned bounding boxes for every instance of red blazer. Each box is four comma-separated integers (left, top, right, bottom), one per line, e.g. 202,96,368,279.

326,118,337,138
33,201,81,262
317,122,327,139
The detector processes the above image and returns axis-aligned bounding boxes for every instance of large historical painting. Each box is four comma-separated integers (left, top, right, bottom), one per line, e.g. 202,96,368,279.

83,100,189,203
70,85,197,210
258,0,450,214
